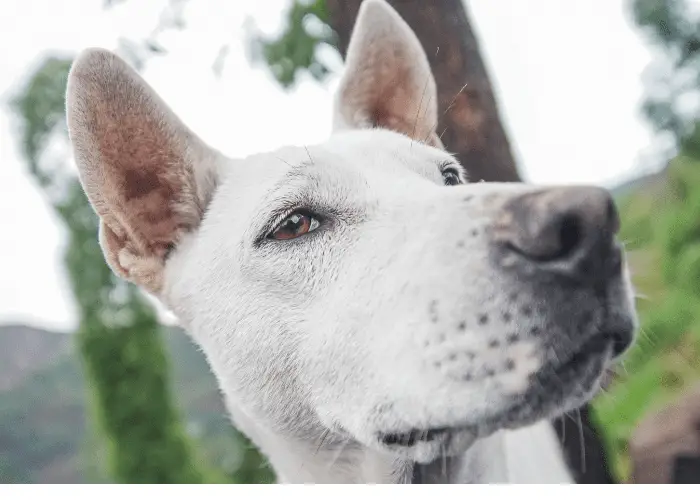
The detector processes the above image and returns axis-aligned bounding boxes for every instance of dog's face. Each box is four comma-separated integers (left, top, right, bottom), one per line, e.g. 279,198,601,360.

66,0,636,466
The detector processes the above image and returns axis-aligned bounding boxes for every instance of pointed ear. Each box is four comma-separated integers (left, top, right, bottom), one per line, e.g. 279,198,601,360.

66,48,221,294
333,0,441,147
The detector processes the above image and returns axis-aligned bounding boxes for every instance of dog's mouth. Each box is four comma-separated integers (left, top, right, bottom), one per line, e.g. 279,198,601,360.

539,333,613,386
379,427,451,447
376,332,616,458
377,425,478,464
521,333,612,404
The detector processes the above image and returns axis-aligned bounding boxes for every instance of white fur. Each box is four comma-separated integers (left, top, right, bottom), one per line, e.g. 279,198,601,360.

65,0,636,484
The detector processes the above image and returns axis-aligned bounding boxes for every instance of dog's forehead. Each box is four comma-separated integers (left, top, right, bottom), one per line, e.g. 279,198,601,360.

315,129,454,178
227,128,455,189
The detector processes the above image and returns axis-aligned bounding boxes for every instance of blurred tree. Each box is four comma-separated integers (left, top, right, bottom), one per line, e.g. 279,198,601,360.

11,57,215,483
630,0,700,155
252,0,336,86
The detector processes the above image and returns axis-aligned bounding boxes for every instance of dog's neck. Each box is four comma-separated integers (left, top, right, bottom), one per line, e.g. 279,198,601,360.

229,408,571,483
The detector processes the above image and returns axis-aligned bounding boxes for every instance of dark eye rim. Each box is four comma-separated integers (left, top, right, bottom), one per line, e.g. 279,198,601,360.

265,209,324,241
442,169,462,186
438,159,465,186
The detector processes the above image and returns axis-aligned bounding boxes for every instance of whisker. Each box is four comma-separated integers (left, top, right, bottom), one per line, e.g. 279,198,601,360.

416,47,443,145
560,412,567,443
636,326,655,348
441,442,447,480
411,74,431,148
315,428,331,455
442,81,469,117
619,359,629,376
276,156,294,168
327,438,351,471
304,146,314,165
576,408,586,475
621,238,642,248
563,412,578,425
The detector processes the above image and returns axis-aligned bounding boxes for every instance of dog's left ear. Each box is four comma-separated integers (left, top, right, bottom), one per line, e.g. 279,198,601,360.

66,48,221,294
333,0,440,147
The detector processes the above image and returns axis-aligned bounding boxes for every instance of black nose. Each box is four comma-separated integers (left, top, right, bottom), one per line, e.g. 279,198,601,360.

495,187,620,280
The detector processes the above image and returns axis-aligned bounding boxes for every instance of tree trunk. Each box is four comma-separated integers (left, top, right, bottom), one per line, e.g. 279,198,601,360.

327,0,519,183
326,0,615,484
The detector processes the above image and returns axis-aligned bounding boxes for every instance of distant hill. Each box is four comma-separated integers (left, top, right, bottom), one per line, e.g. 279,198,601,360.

610,169,668,199
0,325,71,392
0,323,264,483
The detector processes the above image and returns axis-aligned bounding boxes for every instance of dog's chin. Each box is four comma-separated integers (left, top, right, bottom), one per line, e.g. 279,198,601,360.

373,336,615,464
489,334,614,431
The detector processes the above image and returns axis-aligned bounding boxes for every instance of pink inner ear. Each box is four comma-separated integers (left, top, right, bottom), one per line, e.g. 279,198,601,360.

67,48,215,293
340,62,438,143
334,0,439,142
92,102,192,256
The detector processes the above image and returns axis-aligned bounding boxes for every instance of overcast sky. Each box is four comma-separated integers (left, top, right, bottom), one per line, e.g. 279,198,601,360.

0,0,666,331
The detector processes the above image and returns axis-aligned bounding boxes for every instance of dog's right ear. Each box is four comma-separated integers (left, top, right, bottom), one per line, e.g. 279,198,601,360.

66,49,221,294
333,0,440,147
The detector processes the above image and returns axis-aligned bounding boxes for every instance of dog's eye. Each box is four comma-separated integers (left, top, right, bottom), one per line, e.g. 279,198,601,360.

442,168,462,186
269,212,321,240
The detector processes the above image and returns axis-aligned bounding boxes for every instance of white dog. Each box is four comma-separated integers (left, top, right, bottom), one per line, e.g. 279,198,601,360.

65,0,636,483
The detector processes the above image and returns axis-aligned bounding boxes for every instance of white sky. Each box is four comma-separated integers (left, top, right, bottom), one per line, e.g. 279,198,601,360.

0,0,662,331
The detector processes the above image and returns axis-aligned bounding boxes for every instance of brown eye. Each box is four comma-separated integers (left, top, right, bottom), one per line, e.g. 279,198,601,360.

269,212,321,240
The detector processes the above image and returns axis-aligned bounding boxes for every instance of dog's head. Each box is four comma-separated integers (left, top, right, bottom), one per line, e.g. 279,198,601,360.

66,0,636,464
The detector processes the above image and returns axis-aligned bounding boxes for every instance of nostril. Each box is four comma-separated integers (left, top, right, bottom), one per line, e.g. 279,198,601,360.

505,213,584,263
606,197,620,234
499,188,617,267
610,329,633,358
554,213,583,262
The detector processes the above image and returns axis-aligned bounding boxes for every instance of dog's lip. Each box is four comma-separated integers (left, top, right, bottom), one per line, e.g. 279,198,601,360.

545,333,611,377
378,427,452,447
491,334,613,427
377,425,474,451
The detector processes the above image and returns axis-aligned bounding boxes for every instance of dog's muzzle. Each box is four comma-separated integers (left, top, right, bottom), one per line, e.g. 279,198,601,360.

492,186,634,355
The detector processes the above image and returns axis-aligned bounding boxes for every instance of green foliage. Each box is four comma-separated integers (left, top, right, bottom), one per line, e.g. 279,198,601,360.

251,0,337,88
11,56,213,483
623,290,695,372
673,243,700,294
657,157,700,277
618,196,655,249
592,155,700,481
631,0,700,145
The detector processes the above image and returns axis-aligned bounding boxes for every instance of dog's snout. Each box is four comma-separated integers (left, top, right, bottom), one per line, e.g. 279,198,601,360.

495,187,620,278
